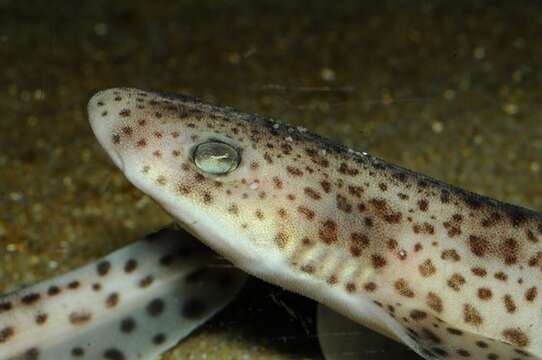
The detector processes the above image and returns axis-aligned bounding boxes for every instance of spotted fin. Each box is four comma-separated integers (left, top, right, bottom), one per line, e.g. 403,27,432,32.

317,303,539,360
387,304,539,360
0,228,246,360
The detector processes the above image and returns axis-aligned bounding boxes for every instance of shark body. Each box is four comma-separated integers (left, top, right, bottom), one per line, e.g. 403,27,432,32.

87,87,542,360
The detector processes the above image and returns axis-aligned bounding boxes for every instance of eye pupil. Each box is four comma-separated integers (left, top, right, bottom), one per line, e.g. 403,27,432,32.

193,141,240,175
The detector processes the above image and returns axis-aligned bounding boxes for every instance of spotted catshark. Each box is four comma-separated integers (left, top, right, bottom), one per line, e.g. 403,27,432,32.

85,87,542,360
0,227,246,360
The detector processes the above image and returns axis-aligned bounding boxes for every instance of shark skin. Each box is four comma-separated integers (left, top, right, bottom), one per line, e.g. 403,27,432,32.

88,87,542,360
0,227,246,360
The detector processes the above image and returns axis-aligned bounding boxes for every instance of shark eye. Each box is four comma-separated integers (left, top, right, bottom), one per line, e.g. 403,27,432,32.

192,141,240,175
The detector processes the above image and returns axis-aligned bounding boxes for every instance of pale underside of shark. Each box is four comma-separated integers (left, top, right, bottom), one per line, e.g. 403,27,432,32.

87,88,542,360
0,227,246,360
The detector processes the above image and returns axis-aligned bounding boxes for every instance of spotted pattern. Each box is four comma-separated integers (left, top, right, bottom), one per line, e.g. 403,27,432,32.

88,88,542,360
0,226,246,360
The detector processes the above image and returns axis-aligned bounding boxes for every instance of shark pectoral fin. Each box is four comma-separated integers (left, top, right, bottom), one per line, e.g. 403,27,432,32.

317,304,418,360
1,228,247,360
390,307,540,360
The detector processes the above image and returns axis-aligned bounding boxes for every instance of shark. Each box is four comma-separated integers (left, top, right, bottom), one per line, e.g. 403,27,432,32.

86,87,542,360
0,227,246,360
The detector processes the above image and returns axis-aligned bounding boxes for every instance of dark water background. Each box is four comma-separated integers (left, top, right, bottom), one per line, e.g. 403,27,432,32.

1,1,542,358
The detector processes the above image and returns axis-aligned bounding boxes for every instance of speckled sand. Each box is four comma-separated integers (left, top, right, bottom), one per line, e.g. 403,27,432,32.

1,1,542,359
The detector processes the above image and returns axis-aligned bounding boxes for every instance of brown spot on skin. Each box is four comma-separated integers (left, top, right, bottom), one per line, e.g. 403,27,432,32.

346,283,356,293
418,259,436,277
463,304,482,326
21,293,41,305
112,134,120,144
469,235,489,257
501,238,519,265
327,275,338,285
336,194,352,213
320,181,331,193
319,220,338,244
23,348,40,360
421,327,441,343
178,184,191,195
418,199,429,211
286,166,303,176
264,153,273,164
348,185,363,198
426,292,443,313
304,187,321,200
70,311,92,325
528,251,542,267
255,210,264,220
350,232,369,257
495,272,508,281
502,328,529,347
447,273,466,291
447,328,463,336
35,313,48,325
124,259,138,273
338,162,359,176
120,318,136,333
384,212,402,224
139,275,154,288
106,293,120,307
103,348,126,360
379,183,388,191
364,282,377,292
297,206,315,220
503,294,517,313
0,302,11,314
525,287,537,302
97,261,111,276
371,254,387,269
414,243,423,252
226,204,241,217
272,177,283,189
119,109,131,117
301,265,315,274
68,280,80,289
136,138,147,147
478,288,492,300
0,327,14,343
526,229,539,243
441,249,460,262
481,212,501,227
146,298,165,317
47,286,61,296
471,267,487,277
394,279,415,298
202,192,213,205
275,232,289,249
410,310,427,321
277,208,287,218
386,238,398,250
